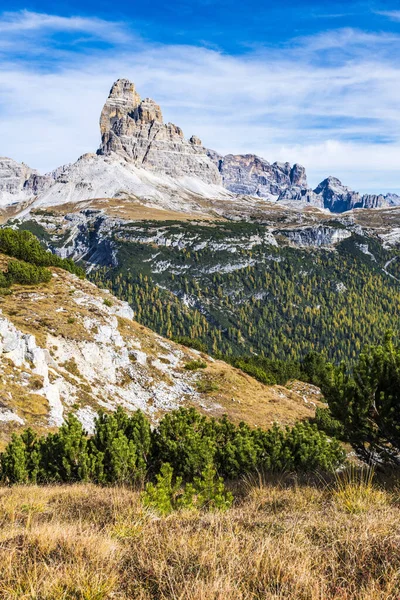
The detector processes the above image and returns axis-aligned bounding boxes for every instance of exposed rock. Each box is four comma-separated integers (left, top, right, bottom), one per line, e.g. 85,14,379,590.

313,177,388,213
281,225,352,248
0,157,71,206
208,153,308,198
0,261,322,442
98,78,221,184
1,78,399,217
278,186,324,208
0,157,37,195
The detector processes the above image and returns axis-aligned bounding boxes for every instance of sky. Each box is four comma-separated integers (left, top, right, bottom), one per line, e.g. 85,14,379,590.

1,1,400,192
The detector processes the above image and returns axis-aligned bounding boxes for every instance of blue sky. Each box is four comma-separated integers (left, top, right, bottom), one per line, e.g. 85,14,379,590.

1,1,400,192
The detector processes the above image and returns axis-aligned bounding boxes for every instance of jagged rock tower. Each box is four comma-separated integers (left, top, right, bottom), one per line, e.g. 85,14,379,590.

97,79,221,184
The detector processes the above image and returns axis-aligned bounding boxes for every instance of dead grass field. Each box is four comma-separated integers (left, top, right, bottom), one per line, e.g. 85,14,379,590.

1,473,400,599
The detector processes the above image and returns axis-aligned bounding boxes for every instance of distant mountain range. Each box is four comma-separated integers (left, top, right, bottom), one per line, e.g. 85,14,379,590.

1,78,399,216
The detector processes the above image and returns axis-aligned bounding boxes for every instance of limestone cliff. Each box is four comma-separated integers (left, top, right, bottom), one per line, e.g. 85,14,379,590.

97,79,221,184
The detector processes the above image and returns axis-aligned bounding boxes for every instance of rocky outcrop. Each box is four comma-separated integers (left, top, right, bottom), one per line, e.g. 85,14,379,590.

281,225,351,247
313,177,389,213
278,186,324,208
0,157,70,205
207,152,308,198
0,158,37,196
98,79,221,184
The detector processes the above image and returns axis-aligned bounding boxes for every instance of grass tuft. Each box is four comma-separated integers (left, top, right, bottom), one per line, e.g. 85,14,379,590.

333,466,388,514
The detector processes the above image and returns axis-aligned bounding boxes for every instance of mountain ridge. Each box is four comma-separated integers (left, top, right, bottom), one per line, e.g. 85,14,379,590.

1,78,399,216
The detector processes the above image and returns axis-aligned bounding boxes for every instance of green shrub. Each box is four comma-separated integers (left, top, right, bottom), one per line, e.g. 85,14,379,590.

184,360,207,371
0,407,345,488
103,298,113,307
196,379,219,393
89,408,151,484
142,462,233,515
142,463,182,515
0,228,84,277
312,406,346,440
324,332,400,466
172,336,208,353
7,259,52,285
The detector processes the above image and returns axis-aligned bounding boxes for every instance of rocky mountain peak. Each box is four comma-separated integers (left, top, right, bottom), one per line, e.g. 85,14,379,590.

100,79,142,136
209,153,309,198
97,78,221,184
314,177,349,195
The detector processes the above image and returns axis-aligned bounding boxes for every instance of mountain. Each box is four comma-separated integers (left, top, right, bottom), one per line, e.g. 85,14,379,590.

0,247,321,446
312,176,400,213
98,79,221,184
2,77,399,217
1,78,400,374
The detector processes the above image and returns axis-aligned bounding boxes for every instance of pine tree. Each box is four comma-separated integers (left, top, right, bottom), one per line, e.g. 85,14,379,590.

1,434,29,483
325,332,400,466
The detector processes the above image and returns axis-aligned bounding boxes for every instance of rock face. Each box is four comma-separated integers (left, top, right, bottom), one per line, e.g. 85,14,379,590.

98,79,221,184
0,157,70,206
313,177,388,213
281,225,351,247
0,158,37,196
277,186,324,208
207,152,308,198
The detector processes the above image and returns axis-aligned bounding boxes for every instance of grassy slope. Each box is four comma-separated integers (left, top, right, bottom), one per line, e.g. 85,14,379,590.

0,254,322,446
0,477,399,599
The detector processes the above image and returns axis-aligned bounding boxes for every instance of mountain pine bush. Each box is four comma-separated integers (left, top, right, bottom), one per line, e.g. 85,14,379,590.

0,407,345,490
324,332,400,466
0,228,84,277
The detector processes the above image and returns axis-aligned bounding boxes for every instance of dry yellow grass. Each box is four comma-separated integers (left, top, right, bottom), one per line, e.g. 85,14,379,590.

1,476,400,599
31,198,225,222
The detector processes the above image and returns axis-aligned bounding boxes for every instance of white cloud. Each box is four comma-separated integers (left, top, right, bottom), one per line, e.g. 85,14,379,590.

376,10,400,22
0,10,130,43
0,11,400,191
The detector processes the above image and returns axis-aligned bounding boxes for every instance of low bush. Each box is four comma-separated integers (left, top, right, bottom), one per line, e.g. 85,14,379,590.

0,407,346,490
142,462,233,515
184,360,207,370
6,259,52,285
0,228,85,277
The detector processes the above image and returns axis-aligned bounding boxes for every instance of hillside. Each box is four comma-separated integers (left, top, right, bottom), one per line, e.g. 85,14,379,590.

1,78,400,369
16,206,400,364
0,252,321,446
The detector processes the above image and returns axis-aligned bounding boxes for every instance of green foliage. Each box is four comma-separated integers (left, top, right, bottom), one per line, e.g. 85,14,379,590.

88,222,400,366
89,408,150,484
184,360,207,371
6,259,52,285
300,352,332,388
0,434,30,484
39,416,90,483
312,407,346,440
226,356,301,386
151,408,216,479
173,336,208,352
103,298,113,307
324,332,400,466
142,463,182,515
0,408,345,492
142,462,233,515
151,407,345,481
0,228,84,277
190,463,233,510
